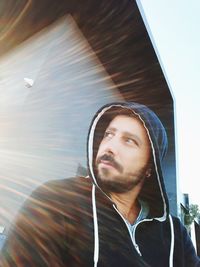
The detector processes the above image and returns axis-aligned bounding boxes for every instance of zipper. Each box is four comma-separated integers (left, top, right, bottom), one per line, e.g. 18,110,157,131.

113,204,153,257
113,204,142,255
131,221,142,256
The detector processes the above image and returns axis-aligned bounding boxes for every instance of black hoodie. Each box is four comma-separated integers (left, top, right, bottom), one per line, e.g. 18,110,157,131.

1,102,199,267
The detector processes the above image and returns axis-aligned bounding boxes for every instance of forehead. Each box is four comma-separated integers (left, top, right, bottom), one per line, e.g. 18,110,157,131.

107,115,149,141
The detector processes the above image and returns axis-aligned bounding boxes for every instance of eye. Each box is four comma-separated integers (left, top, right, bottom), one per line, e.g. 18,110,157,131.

124,137,138,146
104,131,113,139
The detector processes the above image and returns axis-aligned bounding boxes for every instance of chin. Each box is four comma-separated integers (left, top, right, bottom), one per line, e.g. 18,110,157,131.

97,178,135,194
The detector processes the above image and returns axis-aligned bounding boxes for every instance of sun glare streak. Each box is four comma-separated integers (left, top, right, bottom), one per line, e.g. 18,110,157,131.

0,0,32,41
0,15,123,231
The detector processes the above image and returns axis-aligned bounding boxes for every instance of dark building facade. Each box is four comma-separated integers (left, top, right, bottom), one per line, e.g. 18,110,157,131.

0,1,178,232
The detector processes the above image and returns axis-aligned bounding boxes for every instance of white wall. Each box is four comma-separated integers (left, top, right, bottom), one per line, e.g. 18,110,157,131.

0,16,122,228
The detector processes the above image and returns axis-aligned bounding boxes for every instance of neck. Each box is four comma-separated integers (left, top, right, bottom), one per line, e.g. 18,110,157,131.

110,184,143,224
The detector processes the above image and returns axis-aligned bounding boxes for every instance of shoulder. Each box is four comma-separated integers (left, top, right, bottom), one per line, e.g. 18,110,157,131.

42,176,91,188
1,177,93,266
20,176,93,215
159,215,189,243
31,176,92,198
166,215,187,236
169,215,189,234
169,215,200,265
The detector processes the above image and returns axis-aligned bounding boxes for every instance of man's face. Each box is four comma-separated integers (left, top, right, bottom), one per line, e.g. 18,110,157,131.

95,115,151,193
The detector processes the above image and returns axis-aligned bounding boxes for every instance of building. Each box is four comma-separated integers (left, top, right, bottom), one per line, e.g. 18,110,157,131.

0,0,177,234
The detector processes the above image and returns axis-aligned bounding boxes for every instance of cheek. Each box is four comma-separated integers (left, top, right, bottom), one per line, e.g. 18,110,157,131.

97,140,106,154
135,153,150,168
96,143,104,160
142,147,151,163
124,152,147,168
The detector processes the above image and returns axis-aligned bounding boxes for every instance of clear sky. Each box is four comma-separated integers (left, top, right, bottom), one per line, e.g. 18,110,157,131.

138,0,200,206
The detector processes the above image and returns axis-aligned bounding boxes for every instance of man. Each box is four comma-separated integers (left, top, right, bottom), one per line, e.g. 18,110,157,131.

1,102,200,267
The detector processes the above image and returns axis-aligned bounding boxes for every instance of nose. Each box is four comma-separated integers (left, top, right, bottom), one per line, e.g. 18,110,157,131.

103,136,119,156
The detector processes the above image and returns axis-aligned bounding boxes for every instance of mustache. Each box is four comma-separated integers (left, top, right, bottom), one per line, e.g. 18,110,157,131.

96,154,123,172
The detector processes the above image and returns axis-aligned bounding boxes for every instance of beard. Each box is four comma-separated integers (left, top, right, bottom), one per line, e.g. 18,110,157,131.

95,154,148,194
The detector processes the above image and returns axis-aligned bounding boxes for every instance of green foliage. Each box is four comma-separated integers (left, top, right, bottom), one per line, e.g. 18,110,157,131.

184,204,200,226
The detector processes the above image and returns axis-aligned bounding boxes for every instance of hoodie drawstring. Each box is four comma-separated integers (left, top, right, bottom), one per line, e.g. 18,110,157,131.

169,214,174,267
92,184,99,267
92,184,174,267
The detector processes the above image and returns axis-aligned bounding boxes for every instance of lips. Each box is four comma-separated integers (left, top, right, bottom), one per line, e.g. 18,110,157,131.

96,154,123,173
99,160,116,169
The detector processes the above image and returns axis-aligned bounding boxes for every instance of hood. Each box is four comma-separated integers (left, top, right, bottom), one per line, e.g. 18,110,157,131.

87,102,169,221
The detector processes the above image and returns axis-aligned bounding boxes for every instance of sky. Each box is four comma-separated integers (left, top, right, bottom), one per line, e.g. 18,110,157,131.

138,0,200,206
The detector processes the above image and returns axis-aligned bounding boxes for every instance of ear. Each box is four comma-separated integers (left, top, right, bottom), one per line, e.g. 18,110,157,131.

145,159,153,178
145,168,152,178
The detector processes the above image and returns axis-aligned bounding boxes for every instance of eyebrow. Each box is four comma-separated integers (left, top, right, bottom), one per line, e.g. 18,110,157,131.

106,127,142,145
